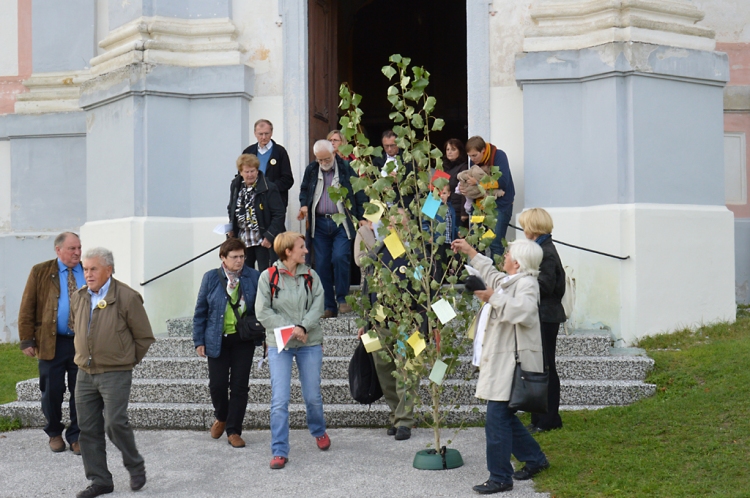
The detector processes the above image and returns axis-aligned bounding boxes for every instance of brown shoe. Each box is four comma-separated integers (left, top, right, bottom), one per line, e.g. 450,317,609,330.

210,420,226,439
227,434,245,448
49,436,65,453
323,309,338,319
338,303,353,314
70,441,81,455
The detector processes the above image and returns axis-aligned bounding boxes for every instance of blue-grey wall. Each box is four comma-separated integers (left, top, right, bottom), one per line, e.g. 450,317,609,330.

108,0,232,30
82,64,253,220
32,0,96,72
517,43,729,209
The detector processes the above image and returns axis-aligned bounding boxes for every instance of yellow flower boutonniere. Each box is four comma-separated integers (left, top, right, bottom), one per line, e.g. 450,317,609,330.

259,203,264,210
97,300,107,309
270,159,277,166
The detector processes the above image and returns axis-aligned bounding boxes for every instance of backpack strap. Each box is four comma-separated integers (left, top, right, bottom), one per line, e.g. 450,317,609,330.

268,267,281,307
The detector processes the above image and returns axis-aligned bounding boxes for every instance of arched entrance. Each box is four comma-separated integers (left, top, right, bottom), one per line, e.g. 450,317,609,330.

308,0,468,154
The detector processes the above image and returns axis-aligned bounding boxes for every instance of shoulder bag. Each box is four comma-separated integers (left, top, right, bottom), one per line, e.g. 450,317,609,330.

508,326,549,414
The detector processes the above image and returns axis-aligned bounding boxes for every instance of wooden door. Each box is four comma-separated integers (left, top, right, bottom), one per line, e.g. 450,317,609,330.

308,0,338,160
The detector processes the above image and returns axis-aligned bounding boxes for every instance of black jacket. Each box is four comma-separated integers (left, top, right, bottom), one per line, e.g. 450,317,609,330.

228,171,286,245
299,155,367,240
242,140,294,207
538,237,566,323
444,158,469,221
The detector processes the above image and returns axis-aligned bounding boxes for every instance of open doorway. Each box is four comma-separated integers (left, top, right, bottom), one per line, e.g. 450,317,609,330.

308,0,468,155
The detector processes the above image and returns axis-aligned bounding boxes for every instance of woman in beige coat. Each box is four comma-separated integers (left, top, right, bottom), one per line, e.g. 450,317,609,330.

452,238,550,495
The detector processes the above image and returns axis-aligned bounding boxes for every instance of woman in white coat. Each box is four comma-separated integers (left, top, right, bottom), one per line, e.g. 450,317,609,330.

452,238,550,495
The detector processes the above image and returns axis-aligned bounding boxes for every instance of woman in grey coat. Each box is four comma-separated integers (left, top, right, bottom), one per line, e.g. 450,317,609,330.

452,238,550,494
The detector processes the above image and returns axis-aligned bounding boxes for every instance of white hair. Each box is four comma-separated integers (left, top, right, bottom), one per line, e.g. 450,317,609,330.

313,139,334,155
83,247,115,273
506,239,543,276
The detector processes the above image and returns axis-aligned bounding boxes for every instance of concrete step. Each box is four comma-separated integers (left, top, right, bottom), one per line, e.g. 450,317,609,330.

16,374,654,408
556,355,654,380
560,380,655,406
167,315,359,338
146,336,363,359
556,331,612,356
15,378,483,406
0,401,487,430
154,329,616,360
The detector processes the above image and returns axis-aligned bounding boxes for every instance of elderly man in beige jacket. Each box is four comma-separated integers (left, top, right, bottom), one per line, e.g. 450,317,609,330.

452,238,550,495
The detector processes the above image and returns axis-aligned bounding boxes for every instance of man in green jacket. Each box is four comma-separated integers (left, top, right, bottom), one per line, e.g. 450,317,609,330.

71,247,155,498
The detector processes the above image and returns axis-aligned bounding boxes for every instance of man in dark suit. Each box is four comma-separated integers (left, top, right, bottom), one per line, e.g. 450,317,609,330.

372,129,415,209
242,119,295,209
18,232,85,455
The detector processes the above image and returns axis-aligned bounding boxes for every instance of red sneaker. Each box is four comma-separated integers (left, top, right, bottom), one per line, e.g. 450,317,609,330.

315,433,331,451
270,456,288,469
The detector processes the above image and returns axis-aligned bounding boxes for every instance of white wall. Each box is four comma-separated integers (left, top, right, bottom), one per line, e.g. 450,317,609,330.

692,0,750,43
0,0,19,77
0,141,10,232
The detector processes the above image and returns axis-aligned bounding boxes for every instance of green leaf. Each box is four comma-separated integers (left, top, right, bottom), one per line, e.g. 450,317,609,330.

389,111,405,123
382,65,397,80
401,75,411,89
423,96,436,114
432,118,445,131
411,114,424,129
389,54,402,63
352,93,362,106
387,85,399,96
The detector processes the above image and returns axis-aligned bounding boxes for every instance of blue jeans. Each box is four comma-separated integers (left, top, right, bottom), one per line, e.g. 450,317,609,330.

313,216,351,312
485,400,547,485
490,203,513,259
268,345,326,458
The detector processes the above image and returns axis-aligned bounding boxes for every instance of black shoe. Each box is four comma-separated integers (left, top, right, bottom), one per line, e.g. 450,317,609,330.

130,472,146,491
386,426,397,436
525,423,537,432
513,461,550,480
472,480,513,494
394,426,411,440
76,484,114,498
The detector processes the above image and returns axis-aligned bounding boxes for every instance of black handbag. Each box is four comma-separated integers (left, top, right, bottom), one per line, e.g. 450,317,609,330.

225,286,265,343
508,327,549,414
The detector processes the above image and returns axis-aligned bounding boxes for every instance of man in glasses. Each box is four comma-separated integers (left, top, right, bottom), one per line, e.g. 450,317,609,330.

298,140,367,318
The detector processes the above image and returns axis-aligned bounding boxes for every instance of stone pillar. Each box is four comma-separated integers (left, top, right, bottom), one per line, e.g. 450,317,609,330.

78,0,252,331
516,0,735,344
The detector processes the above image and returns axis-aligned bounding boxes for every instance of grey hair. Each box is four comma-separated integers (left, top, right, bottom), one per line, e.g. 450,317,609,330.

83,247,115,273
313,139,334,155
506,239,543,277
54,232,79,248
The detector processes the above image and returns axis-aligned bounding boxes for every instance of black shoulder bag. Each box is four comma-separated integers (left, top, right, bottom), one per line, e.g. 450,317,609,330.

508,325,549,414
225,284,265,343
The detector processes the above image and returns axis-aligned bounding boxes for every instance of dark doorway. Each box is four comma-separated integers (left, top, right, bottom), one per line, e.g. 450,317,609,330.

308,0,468,156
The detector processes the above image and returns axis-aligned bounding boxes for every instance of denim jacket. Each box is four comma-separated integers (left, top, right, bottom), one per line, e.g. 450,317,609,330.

193,265,260,358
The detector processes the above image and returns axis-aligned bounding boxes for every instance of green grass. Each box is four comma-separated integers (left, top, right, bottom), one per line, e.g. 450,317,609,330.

0,343,38,431
526,313,750,497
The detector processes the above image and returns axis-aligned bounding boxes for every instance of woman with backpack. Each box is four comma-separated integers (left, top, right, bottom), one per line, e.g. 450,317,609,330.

193,238,261,448
519,208,566,434
255,231,328,469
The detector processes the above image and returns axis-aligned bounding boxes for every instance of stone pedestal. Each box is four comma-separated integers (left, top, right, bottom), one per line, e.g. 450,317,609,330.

517,0,735,344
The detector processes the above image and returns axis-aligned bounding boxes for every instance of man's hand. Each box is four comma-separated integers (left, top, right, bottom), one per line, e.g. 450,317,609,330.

261,238,272,249
474,289,494,303
22,347,36,358
196,346,206,358
359,219,370,227
467,177,479,186
357,327,365,339
495,189,505,198
297,206,308,221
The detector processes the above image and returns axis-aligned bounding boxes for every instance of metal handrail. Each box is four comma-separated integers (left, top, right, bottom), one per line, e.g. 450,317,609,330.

508,224,629,260
140,242,223,286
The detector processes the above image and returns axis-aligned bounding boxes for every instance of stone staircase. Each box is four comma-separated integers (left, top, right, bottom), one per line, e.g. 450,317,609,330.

1,316,656,429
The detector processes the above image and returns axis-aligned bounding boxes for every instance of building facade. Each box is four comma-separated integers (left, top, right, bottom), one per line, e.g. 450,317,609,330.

0,0,746,345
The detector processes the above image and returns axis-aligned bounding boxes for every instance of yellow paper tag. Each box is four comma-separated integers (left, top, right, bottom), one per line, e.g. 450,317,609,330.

384,231,406,259
363,200,386,223
407,331,426,357
482,229,496,240
470,215,485,223
361,332,383,353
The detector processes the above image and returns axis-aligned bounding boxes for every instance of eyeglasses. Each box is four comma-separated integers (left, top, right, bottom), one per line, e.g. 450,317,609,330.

227,254,246,260
317,156,334,166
